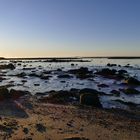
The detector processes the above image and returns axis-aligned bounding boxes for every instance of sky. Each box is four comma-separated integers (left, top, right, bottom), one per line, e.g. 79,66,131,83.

0,0,140,57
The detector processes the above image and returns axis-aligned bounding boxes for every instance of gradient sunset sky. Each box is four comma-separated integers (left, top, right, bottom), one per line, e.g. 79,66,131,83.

0,0,140,57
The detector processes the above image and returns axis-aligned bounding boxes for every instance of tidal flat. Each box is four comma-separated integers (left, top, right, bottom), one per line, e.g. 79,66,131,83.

0,58,140,140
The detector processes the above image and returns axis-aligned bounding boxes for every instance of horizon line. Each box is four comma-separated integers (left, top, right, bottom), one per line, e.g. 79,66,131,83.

1,56,140,60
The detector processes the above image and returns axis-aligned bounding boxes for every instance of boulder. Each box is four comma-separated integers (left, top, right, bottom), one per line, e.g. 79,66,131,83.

95,68,126,80
0,88,11,100
68,67,93,79
57,68,62,71
118,70,127,75
80,93,102,108
40,90,77,104
10,89,30,99
125,77,140,85
95,68,117,76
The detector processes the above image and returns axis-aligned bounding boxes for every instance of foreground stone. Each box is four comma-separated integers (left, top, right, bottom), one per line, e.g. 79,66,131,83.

0,87,10,100
0,88,30,101
10,89,31,99
39,88,103,108
80,93,102,108
39,90,78,104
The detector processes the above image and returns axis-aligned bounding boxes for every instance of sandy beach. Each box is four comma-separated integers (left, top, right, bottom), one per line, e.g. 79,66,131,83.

0,95,139,140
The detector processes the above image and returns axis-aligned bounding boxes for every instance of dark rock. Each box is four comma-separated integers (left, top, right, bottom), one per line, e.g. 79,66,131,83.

17,63,21,66
70,88,80,93
118,70,127,75
10,89,30,99
98,84,109,88
95,68,117,76
23,65,27,67
7,63,16,70
21,80,27,83
35,92,47,96
67,123,73,127
60,81,66,83
80,93,102,108
43,71,52,74
29,73,39,77
0,63,15,70
111,90,120,96
95,68,126,80
40,90,76,104
121,88,140,95
124,64,133,68
125,77,140,85
34,83,40,86
0,77,6,81
35,123,46,133
107,63,117,67
68,67,93,79
71,63,74,66
58,74,73,79
23,67,36,70
57,68,62,71
23,128,29,134
0,88,10,100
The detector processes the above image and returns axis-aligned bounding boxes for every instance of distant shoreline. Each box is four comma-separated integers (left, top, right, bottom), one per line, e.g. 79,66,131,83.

0,56,140,60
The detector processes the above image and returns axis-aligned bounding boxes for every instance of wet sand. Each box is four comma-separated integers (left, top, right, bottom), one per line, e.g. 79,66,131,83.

0,96,139,140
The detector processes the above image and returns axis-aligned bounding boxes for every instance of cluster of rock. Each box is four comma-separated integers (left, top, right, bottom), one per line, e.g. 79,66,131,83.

95,68,128,80
39,88,103,108
68,67,93,79
0,63,15,70
0,87,30,101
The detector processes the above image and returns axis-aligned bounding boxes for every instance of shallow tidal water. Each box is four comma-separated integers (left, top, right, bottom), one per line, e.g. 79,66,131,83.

0,58,140,110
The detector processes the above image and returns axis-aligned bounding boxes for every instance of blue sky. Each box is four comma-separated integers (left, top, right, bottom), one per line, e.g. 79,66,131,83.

0,0,140,57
